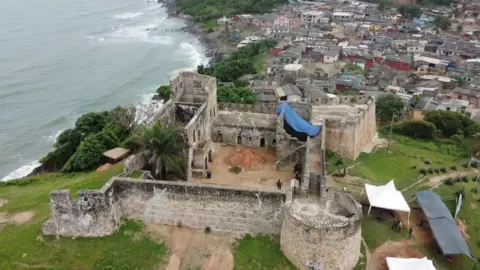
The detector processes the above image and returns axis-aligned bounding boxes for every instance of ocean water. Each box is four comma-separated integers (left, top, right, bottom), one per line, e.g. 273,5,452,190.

0,0,209,180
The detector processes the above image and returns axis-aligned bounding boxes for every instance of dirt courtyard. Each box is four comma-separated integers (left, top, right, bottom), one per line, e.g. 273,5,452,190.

193,145,294,190
147,224,235,270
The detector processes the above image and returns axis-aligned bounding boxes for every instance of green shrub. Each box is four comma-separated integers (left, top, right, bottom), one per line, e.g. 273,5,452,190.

450,165,457,171
455,176,461,183
456,189,466,198
424,110,480,137
473,176,479,182
472,162,479,168
392,120,437,139
440,167,447,173
229,165,242,174
411,165,417,169
434,168,440,173
428,168,434,174
472,188,478,194
419,168,427,175
444,179,454,185
462,176,469,183
336,158,344,167
463,163,469,168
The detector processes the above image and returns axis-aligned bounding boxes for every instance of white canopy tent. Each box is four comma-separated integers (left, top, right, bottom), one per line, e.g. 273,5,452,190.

365,180,411,223
386,257,437,270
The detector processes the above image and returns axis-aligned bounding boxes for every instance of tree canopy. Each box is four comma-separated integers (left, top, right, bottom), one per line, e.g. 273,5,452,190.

128,122,186,180
176,0,287,22
198,39,277,83
397,5,421,18
156,85,171,102
376,94,405,123
217,84,258,104
424,111,480,138
433,16,451,30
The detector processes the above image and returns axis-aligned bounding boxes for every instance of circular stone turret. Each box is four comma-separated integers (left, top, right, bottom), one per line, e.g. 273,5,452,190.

280,189,363,270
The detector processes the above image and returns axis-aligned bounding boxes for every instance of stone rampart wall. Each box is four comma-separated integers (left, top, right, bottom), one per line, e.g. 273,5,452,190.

218,102,311,120
43,177,286,237
324,98,376,160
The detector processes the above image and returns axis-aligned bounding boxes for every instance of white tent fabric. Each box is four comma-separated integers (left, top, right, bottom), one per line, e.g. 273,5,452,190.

386,257,437,270
365,180,410,214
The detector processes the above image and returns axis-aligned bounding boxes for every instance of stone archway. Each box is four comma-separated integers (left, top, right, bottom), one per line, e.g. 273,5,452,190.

216,132,223,143
205,156,208,169
237,135,242,145
260,137,265,148
208,150,213,162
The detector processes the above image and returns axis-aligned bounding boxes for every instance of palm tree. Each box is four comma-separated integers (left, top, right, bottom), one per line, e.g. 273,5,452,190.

131,122,185,180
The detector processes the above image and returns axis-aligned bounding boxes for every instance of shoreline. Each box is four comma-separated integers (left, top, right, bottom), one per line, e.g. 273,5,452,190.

15,2,218,180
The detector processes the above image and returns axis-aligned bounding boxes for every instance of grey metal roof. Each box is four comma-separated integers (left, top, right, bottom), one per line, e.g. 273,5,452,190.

415,191,475,261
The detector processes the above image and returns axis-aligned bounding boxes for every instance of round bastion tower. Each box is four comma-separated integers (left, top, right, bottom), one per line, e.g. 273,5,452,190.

280,189,363,270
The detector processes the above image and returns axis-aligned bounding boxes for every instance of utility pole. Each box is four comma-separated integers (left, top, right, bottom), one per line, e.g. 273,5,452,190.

386,112,396,153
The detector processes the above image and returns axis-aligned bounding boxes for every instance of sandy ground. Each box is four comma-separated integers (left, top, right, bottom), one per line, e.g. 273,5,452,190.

0,210,34,225
193,145,293,190
0,198,7,207
367,240,424,270
148,224,235,270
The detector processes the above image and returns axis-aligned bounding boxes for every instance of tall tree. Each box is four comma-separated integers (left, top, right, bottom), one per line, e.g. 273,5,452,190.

376,94,405,123
131,122,185,180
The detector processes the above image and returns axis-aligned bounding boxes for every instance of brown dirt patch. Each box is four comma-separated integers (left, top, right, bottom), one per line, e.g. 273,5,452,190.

0,198,8,207
0,211,35,225
470,202,477,209
368,240,424,270
224,149,267,170
147,224,234,270
11,211,35,224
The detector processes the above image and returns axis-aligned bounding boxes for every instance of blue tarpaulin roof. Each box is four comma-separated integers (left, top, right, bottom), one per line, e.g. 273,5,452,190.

276,103,321,137
416,190,475,261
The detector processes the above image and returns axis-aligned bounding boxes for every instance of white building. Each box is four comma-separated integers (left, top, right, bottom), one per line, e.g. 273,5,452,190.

301,11,325,23
332,12,353,21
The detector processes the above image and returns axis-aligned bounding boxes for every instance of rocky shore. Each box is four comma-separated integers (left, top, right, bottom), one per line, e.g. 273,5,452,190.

157,0,223,66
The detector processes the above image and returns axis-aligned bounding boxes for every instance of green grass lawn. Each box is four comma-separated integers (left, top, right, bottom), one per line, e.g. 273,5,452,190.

233,234,295,270
130,170,143,179
349,134,470,189
0,165,169,269
201,19,218,29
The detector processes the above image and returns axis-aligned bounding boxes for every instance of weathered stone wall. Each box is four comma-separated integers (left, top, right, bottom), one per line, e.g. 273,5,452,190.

42,181,119,237
43,177,286,237
154,100,175,125
218,102,311,120
212,111,277,148
114,178,286,236
280,191,363,270
320,97,376,160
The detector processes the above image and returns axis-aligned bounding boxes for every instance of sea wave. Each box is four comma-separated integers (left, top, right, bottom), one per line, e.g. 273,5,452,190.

135,93,164,125
170,42,210,75
114,12,144,20
45,129,65,143
1,160,42,181
110,21,173,45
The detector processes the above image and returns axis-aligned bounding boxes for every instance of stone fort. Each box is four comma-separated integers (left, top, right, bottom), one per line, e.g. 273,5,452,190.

43,71,376,270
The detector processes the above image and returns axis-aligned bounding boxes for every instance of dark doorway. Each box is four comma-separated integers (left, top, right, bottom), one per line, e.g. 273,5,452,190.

191,160,194,168
260,138,265,148
216,132,223,143
205,157,208,169
272,139,276,146
208,150,213,162
237,135,242,145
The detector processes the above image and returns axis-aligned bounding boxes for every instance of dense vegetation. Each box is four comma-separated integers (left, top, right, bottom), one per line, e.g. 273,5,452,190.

217,84,258,104
123,122,186,180
176,0,287,22
198,39,277,83
38,107,136,173
424,110,480,138
156,84,171,102
375,93,405,123
392,120,437,139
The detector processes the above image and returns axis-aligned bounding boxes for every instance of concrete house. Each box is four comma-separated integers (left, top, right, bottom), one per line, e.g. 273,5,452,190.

275,83,303,102
451,87,480,108
332,12,354,21
301,11,325,24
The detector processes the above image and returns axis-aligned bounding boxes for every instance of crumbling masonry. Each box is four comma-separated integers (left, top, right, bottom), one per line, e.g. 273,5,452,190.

43,71,375,270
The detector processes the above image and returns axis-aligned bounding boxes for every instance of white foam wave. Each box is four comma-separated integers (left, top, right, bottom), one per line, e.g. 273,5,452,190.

1,161,41,181
114,12,144,20
170,42,210,76
110,21,173,45
135,93,164,125
46,129,64,143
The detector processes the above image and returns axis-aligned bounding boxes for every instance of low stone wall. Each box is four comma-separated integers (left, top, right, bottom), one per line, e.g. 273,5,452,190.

42,181,118,237
43,177,287,237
